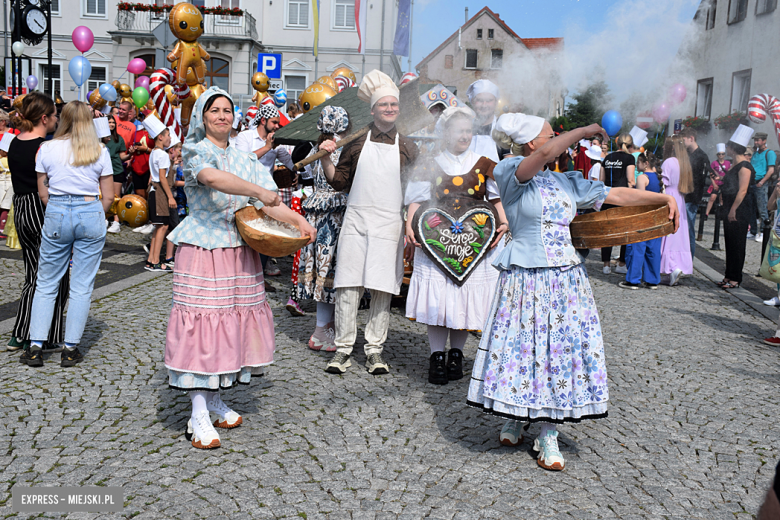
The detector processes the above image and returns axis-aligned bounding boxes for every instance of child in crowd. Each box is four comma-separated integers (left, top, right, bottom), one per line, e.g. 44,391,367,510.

163,138,183,267
142,116,174,272
104,115,130,234
706,143,730,217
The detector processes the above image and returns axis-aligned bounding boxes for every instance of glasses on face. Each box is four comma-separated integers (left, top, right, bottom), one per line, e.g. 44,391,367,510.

376,102,399,110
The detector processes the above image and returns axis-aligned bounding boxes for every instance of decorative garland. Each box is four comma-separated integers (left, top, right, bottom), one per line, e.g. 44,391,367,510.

117,3,244,16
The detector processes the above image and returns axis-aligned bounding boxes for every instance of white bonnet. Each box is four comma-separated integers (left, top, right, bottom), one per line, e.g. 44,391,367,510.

494,113,546,145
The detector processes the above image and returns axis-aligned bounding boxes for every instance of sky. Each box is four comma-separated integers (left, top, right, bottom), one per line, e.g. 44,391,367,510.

403,0,702,103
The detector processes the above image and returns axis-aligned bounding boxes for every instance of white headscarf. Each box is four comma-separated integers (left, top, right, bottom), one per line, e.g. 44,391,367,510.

466,79,500,103
494,113,546,145
183,86,234,165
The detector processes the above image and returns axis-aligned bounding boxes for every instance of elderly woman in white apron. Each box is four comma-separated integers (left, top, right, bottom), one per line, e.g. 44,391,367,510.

317,69,419,376
467,79,502,162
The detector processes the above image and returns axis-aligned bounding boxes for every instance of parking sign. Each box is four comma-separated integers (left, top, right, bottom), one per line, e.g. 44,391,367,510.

257,53,282,79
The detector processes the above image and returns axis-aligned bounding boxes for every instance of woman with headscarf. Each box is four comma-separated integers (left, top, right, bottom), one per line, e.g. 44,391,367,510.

295,106,351,352
404,106,509,385
468,114,680,471
164,87,315,450
466,79,502,162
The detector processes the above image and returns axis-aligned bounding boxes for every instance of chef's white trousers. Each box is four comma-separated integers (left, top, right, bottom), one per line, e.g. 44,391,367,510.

334,286,392,356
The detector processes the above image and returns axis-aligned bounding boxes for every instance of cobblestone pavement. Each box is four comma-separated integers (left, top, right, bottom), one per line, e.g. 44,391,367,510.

1,250,779,519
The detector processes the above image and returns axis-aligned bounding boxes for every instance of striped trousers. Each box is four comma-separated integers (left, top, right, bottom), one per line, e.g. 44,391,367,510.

12,193,69,343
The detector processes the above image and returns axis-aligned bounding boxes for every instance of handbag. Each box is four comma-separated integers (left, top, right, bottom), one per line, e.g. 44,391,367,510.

759,227,780,283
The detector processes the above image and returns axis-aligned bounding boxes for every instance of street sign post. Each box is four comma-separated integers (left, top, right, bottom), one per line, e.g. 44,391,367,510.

257,53,282,79
152,21,177,49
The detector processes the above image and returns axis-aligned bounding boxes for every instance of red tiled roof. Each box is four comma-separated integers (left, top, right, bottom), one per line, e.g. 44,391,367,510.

415,6,562,69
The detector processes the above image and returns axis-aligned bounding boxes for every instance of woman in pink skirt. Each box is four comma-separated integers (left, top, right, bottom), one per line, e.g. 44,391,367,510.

659,136,694,286
166,87,315,449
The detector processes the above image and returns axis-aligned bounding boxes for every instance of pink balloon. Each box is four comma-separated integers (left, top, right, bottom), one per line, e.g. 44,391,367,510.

72,26,94,53
668,84,687,105
652,102,671,123
135,76,150,91
127,58,147,75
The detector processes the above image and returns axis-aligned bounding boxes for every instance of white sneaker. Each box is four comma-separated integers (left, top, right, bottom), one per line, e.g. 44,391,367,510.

499,420,526,447
747,232,756,239
139,223,155,235
132,223,147,233
614,265,627,274
755,233,764,242
206,393,242,429
533,430,565,471
763,296,780,307
107,221,121,234
669,268,683,286
602,266,611,275
186,411,221,449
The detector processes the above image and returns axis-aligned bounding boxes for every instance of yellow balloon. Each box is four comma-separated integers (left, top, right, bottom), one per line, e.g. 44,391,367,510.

299,83,336,113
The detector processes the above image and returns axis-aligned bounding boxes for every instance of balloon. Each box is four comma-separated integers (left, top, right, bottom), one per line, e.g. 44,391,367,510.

68,56,92,87
131,87,150,110
601,110,623,137
127,58,147,75
11,41,24,56
668,84,687,105
25,75,38,91
99,83,117,102
72,26,94,53
652,102,671,123
134,76,150,91
273,88,288,108
87,91,93,101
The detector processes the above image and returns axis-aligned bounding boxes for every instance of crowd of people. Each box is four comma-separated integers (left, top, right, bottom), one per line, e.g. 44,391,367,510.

3,71,779,482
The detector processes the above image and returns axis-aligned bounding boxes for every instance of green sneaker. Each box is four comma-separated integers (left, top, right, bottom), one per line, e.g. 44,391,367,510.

7,337,25,351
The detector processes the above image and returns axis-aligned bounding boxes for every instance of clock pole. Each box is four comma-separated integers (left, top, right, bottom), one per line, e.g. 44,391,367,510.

46,0,52,99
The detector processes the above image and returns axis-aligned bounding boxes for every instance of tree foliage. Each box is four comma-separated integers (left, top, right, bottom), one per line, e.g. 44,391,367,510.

565,80,611,129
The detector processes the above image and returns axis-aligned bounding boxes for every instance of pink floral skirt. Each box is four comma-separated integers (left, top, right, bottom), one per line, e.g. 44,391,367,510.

165,244,275,390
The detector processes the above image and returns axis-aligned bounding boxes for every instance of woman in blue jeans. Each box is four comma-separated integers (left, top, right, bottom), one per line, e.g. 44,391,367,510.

23,102,114,367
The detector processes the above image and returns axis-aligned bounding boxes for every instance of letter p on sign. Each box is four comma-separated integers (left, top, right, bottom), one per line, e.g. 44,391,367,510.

257,53,282,79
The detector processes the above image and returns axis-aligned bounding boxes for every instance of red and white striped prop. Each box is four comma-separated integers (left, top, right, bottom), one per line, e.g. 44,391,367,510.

748,93,780,147
243,106,258,128
149,68,189,140
399,72,417,86
334,75,355,93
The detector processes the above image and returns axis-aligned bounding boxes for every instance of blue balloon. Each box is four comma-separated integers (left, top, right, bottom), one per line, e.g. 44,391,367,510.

601,110,623,137
99,83,117,102
68,56,92,87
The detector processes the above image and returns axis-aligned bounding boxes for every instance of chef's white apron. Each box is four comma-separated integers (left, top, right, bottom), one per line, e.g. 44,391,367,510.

333,131,405,295
468,116,499,162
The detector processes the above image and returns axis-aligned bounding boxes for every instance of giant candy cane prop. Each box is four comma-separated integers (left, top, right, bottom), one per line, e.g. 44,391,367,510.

150,68,189,141
748,93,780,148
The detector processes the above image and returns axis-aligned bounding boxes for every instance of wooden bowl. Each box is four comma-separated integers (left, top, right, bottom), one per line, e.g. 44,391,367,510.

570,204,674,249
235,206,309,257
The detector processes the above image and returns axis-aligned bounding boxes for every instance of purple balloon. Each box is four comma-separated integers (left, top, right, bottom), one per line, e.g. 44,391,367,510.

72,26,94,53
25,75,38,90
134,76,150,91
652,102,671,123
87,90,93,101
668,84,687,105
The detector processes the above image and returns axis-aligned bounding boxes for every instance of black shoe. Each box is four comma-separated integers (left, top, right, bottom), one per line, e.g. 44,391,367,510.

61,347,84,367
447,348,464,381
428,352,448,385
20,348,43,367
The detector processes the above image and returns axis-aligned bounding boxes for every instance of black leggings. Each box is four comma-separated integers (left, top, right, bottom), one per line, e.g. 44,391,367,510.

601,245,626,264
723,218,749,284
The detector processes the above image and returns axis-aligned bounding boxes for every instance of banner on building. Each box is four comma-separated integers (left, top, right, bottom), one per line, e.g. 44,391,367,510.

393,0,411,57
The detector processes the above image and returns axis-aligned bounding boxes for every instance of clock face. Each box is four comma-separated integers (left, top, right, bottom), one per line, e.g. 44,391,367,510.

28,0,41,5
26,8,47,35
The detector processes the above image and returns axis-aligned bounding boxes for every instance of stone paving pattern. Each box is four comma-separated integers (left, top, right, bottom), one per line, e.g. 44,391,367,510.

1,246,779,519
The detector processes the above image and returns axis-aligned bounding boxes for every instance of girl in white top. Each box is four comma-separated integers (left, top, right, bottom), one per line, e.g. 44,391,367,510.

28,101,114,367
143,118,174,272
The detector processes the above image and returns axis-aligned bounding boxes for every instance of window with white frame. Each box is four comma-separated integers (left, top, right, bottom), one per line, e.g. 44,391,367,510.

50,0,60,15
757,0,777,14
287,0,309,28
727,0,748,23
40,64,61,95
730,69,751,113
285,75,306,107
465,49,477,69
85,0,106,16
695,78,713,119
87,66,106,93
333,0,355,29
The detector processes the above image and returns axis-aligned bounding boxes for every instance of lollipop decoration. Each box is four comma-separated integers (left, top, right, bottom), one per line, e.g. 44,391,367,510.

748,93,780,148
334,75,356,93
149,68,186,140
399,72,417,86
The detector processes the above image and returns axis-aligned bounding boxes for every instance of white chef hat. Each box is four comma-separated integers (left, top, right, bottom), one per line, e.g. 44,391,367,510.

466,79,500,103
142,114,167,139
716,143,726,153
730,124,755,148
438,106,476,128
494,113,546,145
585,145,603,161
93,117,111,139
0,131,15,152
629,126,648,148
358,69,400,108
165,127,180,150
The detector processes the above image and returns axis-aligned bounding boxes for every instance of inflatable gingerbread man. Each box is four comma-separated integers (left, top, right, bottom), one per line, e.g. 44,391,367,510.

167,3,210,87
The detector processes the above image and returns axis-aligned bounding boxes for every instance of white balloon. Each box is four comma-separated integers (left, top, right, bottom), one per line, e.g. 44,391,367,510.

12,41,25,56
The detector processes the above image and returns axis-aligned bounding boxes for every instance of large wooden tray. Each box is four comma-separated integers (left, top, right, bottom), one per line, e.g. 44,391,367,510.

570,204,674,249
235,206,309,258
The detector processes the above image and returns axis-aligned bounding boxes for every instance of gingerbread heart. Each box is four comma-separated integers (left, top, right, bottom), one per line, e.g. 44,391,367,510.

412,199,498,286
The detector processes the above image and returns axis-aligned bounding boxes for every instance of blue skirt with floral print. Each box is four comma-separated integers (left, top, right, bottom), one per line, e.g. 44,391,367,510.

467,264,609,423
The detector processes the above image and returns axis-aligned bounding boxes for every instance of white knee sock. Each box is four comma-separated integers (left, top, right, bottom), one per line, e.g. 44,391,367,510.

539,422,557,438
427,325,449,354
316,302,335,327
449,329,469,351
190,391,208,417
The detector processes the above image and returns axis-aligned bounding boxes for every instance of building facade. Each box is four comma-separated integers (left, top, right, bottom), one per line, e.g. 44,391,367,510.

2,0,403,110
415,6,565,119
